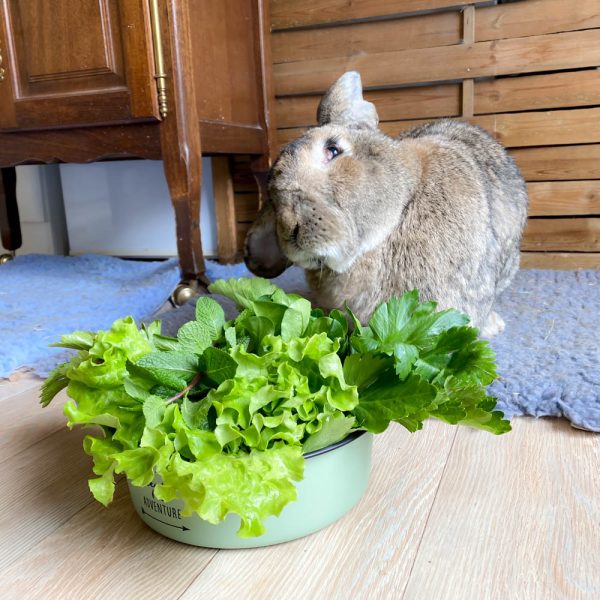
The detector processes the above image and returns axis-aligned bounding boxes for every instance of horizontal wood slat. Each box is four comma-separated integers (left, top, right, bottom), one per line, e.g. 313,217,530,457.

278,108,600,149
277,70,600,131
275,84,460,129
521,252,600,270
274,29,600,96
474,107,600,148
475,69,600,115
271,0,479,31
511,145,600,181
522,218,600,252
273,0,600,64
272,11,461,64
476,0,600,42
528,182,600,217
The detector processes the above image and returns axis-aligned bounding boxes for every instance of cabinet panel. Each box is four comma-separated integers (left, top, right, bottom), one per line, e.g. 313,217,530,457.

11,0,126,97
190,0,261,126
0,0,158,130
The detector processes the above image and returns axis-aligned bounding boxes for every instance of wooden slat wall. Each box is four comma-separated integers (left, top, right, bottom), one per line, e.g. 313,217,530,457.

267,0,600,269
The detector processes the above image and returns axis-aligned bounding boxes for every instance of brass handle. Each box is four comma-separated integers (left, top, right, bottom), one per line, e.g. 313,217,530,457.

0,44,5,82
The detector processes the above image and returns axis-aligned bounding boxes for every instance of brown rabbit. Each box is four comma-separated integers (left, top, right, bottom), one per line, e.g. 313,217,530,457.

245,72,528,337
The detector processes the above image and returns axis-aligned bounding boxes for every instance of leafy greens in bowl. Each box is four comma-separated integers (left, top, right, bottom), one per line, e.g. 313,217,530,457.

41,277,510,538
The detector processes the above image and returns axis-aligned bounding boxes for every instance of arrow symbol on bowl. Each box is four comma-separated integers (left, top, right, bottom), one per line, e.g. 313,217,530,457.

142,508,190,531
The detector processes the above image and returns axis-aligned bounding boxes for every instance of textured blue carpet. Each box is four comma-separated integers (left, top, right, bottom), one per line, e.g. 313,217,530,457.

159,264,600,432
0,254,180,378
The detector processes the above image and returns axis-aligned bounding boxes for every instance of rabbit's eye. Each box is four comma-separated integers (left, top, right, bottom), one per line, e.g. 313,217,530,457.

325,144,342,161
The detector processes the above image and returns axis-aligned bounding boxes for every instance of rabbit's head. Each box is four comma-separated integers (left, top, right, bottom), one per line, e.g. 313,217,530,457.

245,71,409,277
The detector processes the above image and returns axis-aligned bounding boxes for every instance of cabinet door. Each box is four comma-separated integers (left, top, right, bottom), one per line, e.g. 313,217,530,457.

0,0,159,130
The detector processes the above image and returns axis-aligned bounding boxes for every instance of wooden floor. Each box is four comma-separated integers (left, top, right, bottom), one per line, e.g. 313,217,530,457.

1,374,599,600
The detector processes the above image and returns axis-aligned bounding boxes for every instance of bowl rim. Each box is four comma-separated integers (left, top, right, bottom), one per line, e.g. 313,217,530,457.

303,429,366,459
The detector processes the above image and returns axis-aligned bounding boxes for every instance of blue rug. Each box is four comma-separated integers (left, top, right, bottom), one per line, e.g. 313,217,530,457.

0,254,180,378
158,264,600,433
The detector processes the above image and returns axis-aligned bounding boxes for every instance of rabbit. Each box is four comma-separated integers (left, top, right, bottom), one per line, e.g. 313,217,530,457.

245,71,528,337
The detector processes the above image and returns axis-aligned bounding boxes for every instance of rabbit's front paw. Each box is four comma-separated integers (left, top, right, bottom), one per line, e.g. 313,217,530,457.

481,311,505,338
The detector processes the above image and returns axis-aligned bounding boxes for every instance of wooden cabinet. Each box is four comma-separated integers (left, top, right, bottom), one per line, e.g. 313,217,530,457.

0,0,275,298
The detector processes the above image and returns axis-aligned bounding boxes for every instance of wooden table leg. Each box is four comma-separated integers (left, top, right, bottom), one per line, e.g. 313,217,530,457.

0,167,21,259
158,0,206,303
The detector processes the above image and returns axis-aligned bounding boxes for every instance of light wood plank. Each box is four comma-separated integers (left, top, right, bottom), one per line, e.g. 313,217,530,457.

271,0,479,30
403,419,600,599
511,145,600,181
476,0,600,42
521,252,600,270
212,157,238,264
474,107,600,148
475,69,600,115
273,29,600,96
364,108,600,148
179,421,457,599
0,424,95,569
522,218,600,252
2,482,218,600
0,372,42,401
272,11,460,64
528,181,600,217
276,84,460,129
0,386,66,463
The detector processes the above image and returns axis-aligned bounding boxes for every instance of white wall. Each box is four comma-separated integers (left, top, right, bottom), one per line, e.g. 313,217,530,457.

59,159,217,258
0,165,68,255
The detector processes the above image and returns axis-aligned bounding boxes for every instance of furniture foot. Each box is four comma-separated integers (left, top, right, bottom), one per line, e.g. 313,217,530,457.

0,167,22,254
171,280,200,306
0,252,14,264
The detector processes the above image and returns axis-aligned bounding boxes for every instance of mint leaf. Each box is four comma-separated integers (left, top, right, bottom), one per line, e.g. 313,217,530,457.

177,321,212,355
136,351,200,389
224,325,237,348
151,334,181,351
195,297,225,341
204,347,237,384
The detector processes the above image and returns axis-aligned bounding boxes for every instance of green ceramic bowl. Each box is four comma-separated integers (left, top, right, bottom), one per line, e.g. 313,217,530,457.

128,431,373,548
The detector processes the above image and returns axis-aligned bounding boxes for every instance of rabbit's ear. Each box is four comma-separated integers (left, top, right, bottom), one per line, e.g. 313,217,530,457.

317,71,379,129
244,202,289,278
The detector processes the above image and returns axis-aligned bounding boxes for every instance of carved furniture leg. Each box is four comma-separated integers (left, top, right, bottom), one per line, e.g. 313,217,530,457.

158,0,206,304
0,167,21,263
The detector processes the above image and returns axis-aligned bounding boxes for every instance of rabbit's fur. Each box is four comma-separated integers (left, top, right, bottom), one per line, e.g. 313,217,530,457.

245,72,528,336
